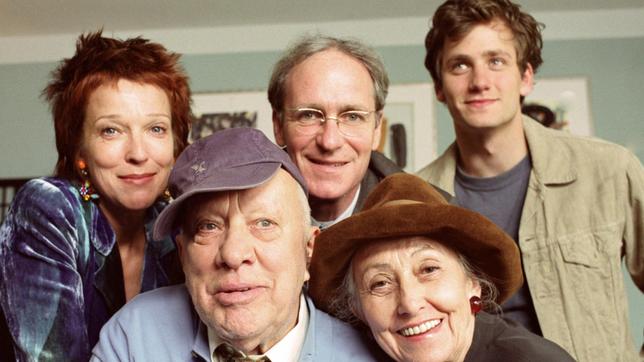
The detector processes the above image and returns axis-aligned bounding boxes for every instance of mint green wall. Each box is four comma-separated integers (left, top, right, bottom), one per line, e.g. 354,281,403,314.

183,52,278,92
0,63,57,178
0,37,642,346
189,38,644,161
2,38,642,177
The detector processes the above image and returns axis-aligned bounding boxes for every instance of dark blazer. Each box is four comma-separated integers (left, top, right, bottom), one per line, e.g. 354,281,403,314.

465,312,575,362
356,151,451,212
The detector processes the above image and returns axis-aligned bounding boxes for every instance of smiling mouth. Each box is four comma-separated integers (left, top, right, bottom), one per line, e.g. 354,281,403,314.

308,158,348,167
465,98,496,106
398,319,442,337
120,173,155,179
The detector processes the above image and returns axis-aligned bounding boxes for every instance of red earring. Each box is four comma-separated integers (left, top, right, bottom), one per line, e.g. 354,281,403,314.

469,296,482,314
77,159,88,177
77,159,98,202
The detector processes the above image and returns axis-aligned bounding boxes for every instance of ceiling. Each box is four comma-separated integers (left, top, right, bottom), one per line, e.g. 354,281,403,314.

2,0,643,37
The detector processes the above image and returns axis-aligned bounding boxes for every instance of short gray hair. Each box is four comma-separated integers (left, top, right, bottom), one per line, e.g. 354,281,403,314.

328,257,362,325
267,34,389,117
329,247,501,325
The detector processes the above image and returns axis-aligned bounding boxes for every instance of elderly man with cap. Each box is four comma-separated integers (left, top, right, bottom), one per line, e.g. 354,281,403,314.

91,128,386,362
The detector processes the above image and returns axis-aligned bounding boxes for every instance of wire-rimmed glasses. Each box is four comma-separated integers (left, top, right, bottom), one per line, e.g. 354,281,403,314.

283,107,377,137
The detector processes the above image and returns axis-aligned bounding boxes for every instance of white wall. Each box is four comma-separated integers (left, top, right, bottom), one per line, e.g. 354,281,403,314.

1,8,643,65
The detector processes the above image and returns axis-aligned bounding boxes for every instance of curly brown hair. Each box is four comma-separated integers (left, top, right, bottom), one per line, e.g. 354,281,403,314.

424,0,544,88
43,30,193,181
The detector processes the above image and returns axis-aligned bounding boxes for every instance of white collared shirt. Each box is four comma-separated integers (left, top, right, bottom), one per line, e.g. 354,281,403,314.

312,185,361,230
208,294,309,362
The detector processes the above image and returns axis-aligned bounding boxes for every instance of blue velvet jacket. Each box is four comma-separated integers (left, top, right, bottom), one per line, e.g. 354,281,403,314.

0,177,184,361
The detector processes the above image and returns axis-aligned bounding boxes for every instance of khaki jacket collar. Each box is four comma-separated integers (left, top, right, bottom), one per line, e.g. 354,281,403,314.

422,142,459,196
423,116,578,193
522,116,577,186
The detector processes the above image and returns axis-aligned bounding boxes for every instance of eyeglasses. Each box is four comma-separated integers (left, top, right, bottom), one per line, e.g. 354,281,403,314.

283,107,377,137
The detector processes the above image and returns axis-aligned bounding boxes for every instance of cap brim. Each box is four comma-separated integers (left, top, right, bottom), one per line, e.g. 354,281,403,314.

308,203,523,314
153,162,282,240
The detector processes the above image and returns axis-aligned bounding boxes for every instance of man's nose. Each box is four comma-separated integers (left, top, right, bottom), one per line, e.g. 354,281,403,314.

215,224,256,270
468,65,491,92
316,117,345,151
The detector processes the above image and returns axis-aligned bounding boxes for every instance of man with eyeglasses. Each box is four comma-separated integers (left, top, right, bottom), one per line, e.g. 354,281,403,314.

269,35,447,229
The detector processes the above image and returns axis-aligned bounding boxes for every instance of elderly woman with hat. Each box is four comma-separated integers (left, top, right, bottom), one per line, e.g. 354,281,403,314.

309,173,573,362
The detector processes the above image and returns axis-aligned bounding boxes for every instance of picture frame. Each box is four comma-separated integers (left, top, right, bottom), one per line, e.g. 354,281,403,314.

379,83,436,172
523,77,593,136
191,91,272,142
191,83,436,172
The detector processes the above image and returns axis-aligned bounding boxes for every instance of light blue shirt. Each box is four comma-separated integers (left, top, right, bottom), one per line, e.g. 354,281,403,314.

91,285,387,361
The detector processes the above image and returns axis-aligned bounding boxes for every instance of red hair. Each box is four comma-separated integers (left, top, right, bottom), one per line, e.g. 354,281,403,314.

43,30,193,181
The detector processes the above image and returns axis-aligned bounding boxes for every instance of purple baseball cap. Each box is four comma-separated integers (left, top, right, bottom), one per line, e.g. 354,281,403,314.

153,127,307,240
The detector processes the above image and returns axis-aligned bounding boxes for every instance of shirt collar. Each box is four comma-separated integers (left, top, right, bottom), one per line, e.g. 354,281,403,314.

312,185,361,229
208,294,309,362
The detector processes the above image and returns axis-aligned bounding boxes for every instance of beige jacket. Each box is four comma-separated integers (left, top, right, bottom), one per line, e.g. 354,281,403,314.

417,117,643,362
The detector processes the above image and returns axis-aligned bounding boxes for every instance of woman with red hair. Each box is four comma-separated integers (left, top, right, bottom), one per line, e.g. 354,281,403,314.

0,31,193,361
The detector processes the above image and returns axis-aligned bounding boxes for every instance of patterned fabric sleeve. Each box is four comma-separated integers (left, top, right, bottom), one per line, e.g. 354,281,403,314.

0,178,91,361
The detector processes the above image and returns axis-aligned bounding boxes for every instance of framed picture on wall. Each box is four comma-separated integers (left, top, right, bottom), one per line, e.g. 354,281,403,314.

523,77,593,136
191,83,436,172
379,83,435,172
191,91,273,142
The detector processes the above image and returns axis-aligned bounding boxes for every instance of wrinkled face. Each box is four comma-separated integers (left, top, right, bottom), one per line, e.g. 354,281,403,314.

352,237,480,362
80,79,174,215
273,49,382,211
177,170,317,354
435,20,533,134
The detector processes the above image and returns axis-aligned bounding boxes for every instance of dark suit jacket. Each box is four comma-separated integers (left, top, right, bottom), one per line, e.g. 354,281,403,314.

465,312,574,362
356,151,451,212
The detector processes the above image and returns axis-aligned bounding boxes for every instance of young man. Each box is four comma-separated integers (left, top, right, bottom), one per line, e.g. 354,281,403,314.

416,1,643,361
270,35,448,229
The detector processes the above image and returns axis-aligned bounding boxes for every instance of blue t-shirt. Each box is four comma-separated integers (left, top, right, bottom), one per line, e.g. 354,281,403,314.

455,156,542,335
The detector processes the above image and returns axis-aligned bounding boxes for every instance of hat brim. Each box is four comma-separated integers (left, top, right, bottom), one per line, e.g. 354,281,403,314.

308,202,523,314
153,162,282,240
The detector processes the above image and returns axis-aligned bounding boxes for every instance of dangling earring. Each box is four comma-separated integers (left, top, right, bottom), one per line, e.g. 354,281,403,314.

469,296,482,314
77,159,99,202
162,189,172,202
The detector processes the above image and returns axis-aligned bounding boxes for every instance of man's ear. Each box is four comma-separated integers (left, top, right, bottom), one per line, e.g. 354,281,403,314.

371,111,384,151
303,226,319,283
272,110,286,147
175,232,186,262
520,63,535,97
435,83,446,103
306,227,319,267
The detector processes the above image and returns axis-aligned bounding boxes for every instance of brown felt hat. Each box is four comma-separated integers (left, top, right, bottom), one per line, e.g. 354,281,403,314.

308,173,523,314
